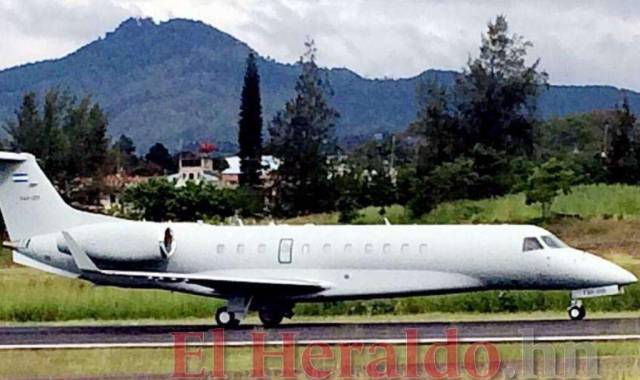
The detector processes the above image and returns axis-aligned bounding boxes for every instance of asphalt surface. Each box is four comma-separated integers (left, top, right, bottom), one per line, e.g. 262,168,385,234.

1,318,640,347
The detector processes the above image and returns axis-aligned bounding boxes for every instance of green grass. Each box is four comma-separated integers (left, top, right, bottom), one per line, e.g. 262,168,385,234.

0,266,223,322
337,184,640,225
2,342,639,379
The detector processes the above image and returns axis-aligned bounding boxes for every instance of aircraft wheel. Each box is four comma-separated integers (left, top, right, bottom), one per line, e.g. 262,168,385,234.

259,309,284,328
215,307,240,328
568,305,586,321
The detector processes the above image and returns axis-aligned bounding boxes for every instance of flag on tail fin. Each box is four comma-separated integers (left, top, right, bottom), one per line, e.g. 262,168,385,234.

12,172,28,183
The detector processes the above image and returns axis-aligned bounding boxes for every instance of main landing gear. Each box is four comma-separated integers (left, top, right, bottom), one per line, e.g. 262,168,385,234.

258,309,285,328
567,299,586,321
214,298,294,329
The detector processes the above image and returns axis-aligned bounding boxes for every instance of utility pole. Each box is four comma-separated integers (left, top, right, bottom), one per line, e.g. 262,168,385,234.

601,122,610,158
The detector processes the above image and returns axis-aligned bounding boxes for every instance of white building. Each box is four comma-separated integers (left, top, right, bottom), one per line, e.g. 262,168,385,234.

168,153,280,188
167,152,221,187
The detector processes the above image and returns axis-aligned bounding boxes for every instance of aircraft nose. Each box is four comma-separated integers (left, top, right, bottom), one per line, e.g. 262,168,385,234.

613,265,638,285
584,251,638,286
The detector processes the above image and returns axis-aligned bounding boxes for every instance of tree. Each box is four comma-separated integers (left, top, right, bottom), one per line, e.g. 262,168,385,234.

112,134,139,173
408,157,480,217
85,104,109,175
267,40,340,216
6,92,40,154
122,179,257,222
410,82,461,174
63,96,111,179
40,89,70,182
407,15,548,216
6,90,70,184
145,143,175,173
525,158,575,219
456,15,548,156
606,95,638,184
238,52,263,187
122,178,178,221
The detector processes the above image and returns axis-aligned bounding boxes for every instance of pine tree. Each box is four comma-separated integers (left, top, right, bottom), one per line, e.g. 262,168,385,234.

411,82,461,175
268,40,340,216
7,92,40,154
64,96,92,178
40,89,70,183
86,103,109,175
6,90,69,182
238,52,263,188
456,15,548,156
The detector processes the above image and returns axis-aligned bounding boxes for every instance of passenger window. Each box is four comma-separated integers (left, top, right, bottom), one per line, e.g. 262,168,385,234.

323,244,331,254
401,244,410,255
419,244,428,255
383,244,392,254
344,244,353,254
302,244,310,254
541,235,565,249
258,244,266,254
365,243,374,254
237,244,245,254
523,237,543,252
216,244,224,255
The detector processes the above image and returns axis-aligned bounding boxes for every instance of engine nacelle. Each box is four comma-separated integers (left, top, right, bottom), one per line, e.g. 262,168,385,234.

56,222,176,262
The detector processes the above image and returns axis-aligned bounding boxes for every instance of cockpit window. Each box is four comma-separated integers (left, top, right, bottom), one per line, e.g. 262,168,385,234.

541,235,566,249
523,237,543,252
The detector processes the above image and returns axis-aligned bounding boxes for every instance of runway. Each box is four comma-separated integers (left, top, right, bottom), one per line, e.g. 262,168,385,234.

1,318,640,349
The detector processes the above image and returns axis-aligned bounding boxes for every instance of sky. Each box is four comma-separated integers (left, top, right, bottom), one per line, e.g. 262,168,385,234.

1,0,639,91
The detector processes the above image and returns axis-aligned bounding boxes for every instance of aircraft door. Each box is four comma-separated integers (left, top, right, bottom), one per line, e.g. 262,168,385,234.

278,239,293,264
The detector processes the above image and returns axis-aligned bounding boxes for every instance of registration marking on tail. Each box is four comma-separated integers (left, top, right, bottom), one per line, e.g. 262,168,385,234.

12,173,28,183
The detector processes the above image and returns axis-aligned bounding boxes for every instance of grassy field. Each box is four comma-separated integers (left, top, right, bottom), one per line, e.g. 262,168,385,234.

2,342,639,379
2,184,640,323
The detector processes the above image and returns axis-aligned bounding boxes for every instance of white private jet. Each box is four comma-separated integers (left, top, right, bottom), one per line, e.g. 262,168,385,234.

0,152,636,327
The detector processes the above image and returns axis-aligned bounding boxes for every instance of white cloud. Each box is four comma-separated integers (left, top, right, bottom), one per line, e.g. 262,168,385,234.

0,0,639,90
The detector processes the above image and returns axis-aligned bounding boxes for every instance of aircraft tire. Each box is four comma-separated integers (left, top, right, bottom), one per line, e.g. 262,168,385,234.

215,307,240,328
259,309,284,328
568,305,586,321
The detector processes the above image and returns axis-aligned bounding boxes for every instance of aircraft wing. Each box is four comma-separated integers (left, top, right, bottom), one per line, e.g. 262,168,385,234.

62,231,328,296
99,269,328,294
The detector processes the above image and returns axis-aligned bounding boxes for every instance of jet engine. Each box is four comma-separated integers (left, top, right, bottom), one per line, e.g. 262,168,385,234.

56,222,176,262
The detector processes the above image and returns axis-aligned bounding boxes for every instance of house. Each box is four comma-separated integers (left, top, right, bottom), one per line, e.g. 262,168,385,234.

98,173,151,210
221,155,280,188
167,151,221,187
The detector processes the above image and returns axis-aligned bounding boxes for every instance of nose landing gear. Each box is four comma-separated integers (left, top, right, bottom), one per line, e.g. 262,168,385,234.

215,296,252,328
567,299,586,321
215,306,240,328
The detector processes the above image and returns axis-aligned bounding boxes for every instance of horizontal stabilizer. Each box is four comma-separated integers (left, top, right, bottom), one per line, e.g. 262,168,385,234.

0,152,27,162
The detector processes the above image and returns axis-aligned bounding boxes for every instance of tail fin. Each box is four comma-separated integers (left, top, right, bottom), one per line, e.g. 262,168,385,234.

0,152,117,240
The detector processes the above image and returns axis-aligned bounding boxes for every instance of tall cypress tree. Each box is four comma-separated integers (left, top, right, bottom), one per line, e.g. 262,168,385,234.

268,40,340,216
238,52,263,187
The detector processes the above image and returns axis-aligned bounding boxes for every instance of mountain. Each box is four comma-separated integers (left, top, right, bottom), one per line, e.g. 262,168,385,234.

0,17,638,153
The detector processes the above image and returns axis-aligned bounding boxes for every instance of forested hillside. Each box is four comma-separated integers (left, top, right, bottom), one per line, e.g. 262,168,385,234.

0,17,638,152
